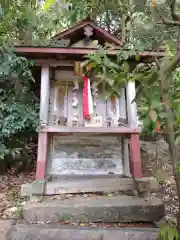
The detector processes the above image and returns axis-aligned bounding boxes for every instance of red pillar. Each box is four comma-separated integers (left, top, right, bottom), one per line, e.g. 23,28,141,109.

129,134,142,178
36,132,48,180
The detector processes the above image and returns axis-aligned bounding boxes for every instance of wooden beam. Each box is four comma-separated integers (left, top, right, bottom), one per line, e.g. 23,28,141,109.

15,46,165,57
31,59,74,67
40,126,141,134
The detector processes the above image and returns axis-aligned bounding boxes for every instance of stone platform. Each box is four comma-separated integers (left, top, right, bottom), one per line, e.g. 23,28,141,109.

6,195,164,240
7,224,159,240
21,176,158,195
0,220,15,240
23,196,164,224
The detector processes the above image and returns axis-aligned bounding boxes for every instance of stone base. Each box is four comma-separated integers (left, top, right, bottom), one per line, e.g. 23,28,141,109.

21,177,158,196
7,224,159,240
0,220,16,240
23,196,164,223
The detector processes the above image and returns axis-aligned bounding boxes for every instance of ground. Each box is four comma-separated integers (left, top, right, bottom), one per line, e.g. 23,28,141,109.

0,139,178,224
0,171,35,219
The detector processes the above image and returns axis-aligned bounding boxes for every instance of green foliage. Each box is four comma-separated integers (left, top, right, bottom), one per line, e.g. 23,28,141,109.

159,223,178,240
172,67,180,144
85,45,143,99
0,0,67,46
41,0,56,11
0,48,39,169
85,45,171,133
85,47,130,99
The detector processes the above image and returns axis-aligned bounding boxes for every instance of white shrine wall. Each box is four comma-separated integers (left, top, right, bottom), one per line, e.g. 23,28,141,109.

45,69,130,176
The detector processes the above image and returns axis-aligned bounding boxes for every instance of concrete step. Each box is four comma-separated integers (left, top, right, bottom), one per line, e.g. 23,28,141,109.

7,224,159,240
50,174,126,181
21,177,158,195
23,196,164,224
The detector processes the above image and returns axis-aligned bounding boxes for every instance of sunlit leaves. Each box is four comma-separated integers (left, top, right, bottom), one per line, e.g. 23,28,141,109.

159,223,178,240
41,0,55,11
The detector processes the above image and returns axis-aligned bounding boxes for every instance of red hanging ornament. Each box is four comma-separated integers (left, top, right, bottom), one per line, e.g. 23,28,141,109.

155,120,161,132
82,76,93,120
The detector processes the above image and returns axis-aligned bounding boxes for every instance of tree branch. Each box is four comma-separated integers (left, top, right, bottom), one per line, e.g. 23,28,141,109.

164,53,180,73
158,19,180,26
169,0,180,22
156,6,180,26
155,1,180,26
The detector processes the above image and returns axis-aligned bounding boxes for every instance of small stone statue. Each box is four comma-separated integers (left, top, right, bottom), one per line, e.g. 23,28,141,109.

72,113,79,126
72,81,79,108
58,116,67,125
72,80,79,91
118,118,128,127
72,95,78,107
40,120,48,127
107,117,112,127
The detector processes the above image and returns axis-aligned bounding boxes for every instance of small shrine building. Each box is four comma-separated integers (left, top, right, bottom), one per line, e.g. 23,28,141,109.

15,19,165,195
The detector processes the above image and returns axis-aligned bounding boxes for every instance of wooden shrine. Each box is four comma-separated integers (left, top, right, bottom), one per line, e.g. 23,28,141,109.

15,19,165,196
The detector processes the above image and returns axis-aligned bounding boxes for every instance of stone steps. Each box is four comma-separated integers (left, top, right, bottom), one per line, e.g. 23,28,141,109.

7,224,159,240
23,196,164,224
21,177,158,195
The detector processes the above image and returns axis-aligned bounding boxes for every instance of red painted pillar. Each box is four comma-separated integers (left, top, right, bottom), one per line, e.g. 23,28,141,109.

36,132,48,180
129,134,142,178
36,66,50,181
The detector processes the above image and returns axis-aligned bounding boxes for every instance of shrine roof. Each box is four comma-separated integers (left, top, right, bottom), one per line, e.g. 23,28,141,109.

52,19,123,46
15,19,165,62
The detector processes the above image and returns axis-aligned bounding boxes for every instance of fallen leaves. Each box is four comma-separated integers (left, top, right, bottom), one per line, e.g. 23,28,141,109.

0,171,35,219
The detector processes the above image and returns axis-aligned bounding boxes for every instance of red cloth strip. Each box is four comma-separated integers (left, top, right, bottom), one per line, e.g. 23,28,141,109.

83,76,90,119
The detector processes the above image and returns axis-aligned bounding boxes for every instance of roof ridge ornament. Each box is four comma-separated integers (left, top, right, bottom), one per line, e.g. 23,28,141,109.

84,26,93,37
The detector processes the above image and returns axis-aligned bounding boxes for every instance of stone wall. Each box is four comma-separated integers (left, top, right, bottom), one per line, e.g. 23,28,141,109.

46,135,124,175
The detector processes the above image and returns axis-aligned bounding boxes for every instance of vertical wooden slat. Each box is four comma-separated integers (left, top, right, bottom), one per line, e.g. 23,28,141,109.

64,83,68,119
119,87,126,119
126,81,137,126
48,85,54,125
67,87,73,126
77,85,83,125
36,66,50,180
96,90,107,124
39,66,50,124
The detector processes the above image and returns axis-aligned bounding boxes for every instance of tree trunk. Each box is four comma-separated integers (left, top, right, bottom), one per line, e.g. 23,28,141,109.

160,71,180,239
176,26,180,239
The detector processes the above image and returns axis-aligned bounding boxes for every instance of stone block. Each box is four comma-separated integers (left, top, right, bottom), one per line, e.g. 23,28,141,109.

23,196,165,224
0,220,16,240
21,181,45,197
7,224,159,240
